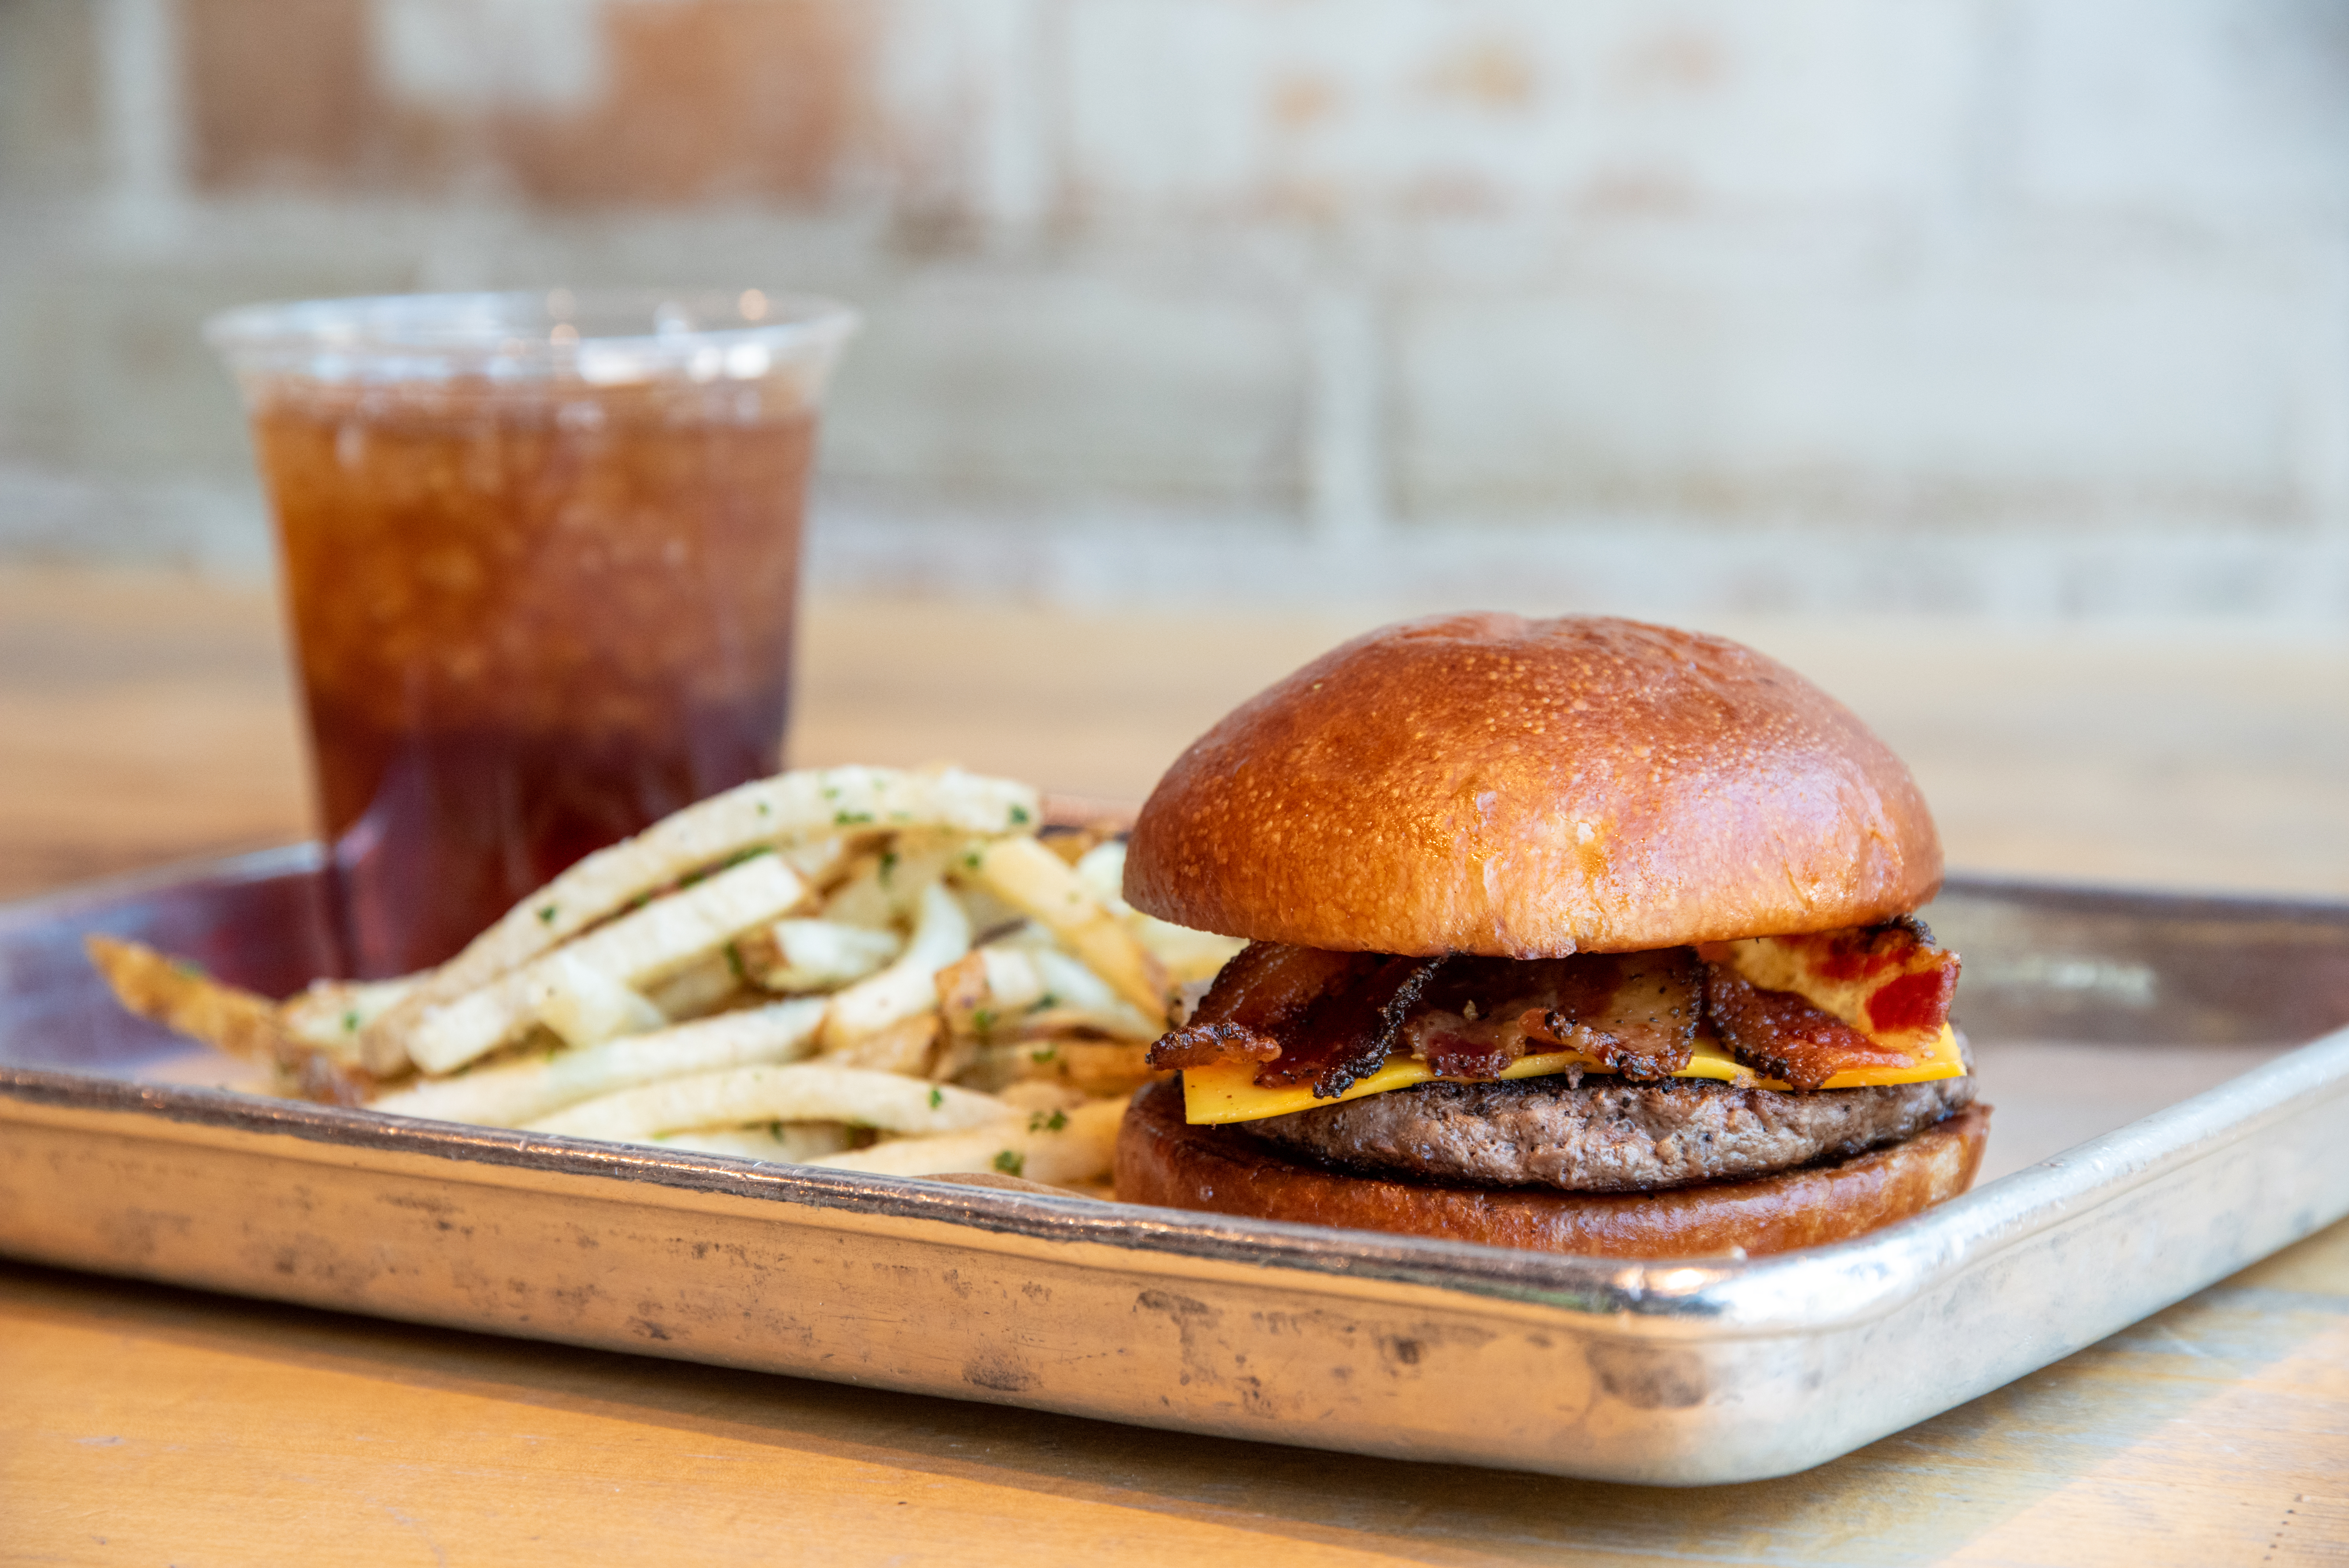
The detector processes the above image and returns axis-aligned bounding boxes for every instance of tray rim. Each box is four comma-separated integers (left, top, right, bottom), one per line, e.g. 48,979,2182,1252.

7,844,2349,1342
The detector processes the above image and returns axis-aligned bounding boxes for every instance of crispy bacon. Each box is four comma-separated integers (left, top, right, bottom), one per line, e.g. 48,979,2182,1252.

1143,1033,1280,1070
1391,950,1700,1082
1698,916,1959,1053
1146,942,1377,1070
1255,954,1446,1098
1151,917,1958,1099
1146,940,1443,1096
1519,948,1701,1080
1396,957,1553,1079
1700,966,1915,1090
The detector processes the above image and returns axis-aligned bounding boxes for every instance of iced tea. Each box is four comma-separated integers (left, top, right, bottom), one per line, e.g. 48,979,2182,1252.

212,292,855,976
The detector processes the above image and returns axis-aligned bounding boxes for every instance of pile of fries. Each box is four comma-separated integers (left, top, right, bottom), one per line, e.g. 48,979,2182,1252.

89,765,1242,1191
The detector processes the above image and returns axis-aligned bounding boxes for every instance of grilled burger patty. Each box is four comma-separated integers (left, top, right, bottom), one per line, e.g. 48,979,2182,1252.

1243,1067,1978,1194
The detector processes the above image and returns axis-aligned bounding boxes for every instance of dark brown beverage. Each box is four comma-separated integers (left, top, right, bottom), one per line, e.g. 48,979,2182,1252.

249,376,815,976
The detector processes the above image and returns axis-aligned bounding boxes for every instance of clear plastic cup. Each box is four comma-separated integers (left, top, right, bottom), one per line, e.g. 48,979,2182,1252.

207,289,857,977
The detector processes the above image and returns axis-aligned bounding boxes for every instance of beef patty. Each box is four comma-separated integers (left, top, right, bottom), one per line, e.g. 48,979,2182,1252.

1243,1068,1978,1193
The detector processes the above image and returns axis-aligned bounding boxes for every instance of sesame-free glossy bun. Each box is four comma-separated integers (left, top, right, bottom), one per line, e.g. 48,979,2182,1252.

1123,613,1941,956
1115,1078,1989,1259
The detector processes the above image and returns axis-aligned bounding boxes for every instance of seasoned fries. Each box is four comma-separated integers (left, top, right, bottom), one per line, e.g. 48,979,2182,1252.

748,919,902,991
819,880,971,1051
87,764,1232,1195
278,975,416,1060
86,935,374,1105
812,1098,1125,1183
935,944,1160,1042
405,852,810,1074
526,1063,1012,1142
403,766,1035,1000
368,998,827,1128
968,837,1168,1017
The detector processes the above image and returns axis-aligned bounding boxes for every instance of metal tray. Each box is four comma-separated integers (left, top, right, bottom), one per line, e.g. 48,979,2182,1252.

4,845,2347,1485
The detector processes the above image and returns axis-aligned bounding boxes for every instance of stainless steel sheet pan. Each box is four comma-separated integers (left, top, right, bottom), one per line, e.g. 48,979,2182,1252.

4,845,2347,1485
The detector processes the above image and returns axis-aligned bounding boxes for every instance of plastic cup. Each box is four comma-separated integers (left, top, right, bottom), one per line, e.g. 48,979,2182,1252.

207,289,857,977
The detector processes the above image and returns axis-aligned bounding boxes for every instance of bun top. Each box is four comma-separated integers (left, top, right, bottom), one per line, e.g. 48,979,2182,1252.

1124,613,1942,957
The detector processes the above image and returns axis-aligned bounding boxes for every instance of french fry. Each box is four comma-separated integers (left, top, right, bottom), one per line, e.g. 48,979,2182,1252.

278,975,417,1061
933,952,988,1034
818,880,970,1051
968,837,1167,1019
533,950,667,1049
1041,826,1114,868
363,766,1037,1062
1071,839,1248,985
927,1030,980,1085
84,935,373,1106
959,1037,1161,1098
749,919,903,992
822,1011,941,1076
775,832,859,889
935,944,1160,1042
948,881,1028,940
367,997,826,1128
642,951,743,1020
524,1062,1015,1142
992,1080,1092,1114
1070,838,1132,905
406,853,810,1075
811,1097,1125,1185
1124,912,1250,989
820,833,962,930
84,764,1249,1210
651,1123,856,1162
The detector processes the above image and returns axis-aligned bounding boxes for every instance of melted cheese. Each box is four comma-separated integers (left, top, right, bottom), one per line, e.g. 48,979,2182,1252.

1180,1023,1965,1126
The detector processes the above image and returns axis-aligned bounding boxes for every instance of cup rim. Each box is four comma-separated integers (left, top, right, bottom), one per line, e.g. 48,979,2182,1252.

205,288,859,386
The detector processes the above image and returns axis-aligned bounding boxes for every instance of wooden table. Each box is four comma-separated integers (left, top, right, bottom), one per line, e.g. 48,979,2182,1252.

6,567,2349,1565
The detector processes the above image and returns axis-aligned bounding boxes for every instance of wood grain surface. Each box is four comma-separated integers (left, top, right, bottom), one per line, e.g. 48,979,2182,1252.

4,566,2348,1566
5,567,2346,901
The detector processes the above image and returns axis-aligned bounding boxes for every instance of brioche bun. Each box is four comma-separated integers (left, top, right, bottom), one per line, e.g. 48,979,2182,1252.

1123,613,1941,958
1116,1078,1990,1258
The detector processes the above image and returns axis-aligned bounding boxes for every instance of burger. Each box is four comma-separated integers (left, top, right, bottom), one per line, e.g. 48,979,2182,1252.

1113,613,1987,1258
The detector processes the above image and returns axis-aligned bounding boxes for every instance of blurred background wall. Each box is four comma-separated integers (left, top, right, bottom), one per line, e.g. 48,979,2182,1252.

3,0,2347,620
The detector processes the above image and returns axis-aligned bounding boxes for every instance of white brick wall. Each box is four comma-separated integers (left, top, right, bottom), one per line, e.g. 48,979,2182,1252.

0,0,2345,618
2010,0,2349,221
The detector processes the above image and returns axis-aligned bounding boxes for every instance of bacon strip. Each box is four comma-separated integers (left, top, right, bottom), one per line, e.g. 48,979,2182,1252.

1700,967,1916,1090
1699,917,1959,1053
1255,955,1446,1098
1153,917,1958,1099
1399,956,1551,1078
1146,942,1377,1069
1520,949,1700,1080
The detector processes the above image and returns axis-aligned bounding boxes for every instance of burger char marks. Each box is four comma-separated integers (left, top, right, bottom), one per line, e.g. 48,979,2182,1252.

1401,951,1699,1082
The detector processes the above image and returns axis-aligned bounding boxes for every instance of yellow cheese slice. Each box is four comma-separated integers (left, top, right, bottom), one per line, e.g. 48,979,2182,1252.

1181,1022,1964,1126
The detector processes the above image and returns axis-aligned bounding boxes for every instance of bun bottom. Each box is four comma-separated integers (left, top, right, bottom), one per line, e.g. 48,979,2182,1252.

1116,1077,1990,1258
